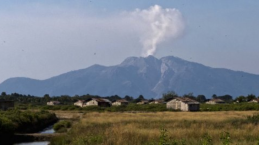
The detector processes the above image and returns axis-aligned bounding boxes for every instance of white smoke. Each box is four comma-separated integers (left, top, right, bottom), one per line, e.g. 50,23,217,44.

129,5,185,57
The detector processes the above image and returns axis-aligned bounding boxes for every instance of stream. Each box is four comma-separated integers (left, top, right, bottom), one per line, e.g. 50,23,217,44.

14,126,55,145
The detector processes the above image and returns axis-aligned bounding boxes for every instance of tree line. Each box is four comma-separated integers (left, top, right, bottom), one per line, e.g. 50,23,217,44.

1,91,259,105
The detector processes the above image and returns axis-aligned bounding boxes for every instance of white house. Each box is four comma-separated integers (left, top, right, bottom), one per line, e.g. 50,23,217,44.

206,99,225,104
74,98,111,107
166,97,200,111
47,101,60,106
112,99,129,106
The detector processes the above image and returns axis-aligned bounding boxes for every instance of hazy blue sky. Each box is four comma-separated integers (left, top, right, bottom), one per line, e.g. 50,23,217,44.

1,0,259,83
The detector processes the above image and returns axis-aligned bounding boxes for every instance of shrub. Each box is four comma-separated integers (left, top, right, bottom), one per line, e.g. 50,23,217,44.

53,120,72,133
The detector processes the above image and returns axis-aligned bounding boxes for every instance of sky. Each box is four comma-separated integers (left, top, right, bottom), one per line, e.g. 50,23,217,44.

1,0,259,83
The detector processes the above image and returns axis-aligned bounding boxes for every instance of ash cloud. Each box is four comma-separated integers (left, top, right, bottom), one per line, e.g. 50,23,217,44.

128,5,185,57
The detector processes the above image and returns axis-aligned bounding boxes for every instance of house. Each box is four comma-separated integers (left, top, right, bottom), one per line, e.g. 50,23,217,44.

137,100,149,105
249,99,259,103
166,97,200,111
74,100,86,107
74,98,111,107
47,101,60,105
149,99,165,104
85,98,111,107
0,100,14,110
112,99,129,106
206,98,225,104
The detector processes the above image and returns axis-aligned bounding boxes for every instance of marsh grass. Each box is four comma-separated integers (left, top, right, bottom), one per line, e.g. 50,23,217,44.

50,111,259,145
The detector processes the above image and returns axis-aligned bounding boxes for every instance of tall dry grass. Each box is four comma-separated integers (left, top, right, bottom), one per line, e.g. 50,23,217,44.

50,111,259,145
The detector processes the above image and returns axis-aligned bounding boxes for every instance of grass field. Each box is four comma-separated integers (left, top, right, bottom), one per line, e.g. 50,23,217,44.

50,111,259,145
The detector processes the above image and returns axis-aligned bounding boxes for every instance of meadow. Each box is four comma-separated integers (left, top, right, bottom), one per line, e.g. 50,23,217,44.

50,111,259,145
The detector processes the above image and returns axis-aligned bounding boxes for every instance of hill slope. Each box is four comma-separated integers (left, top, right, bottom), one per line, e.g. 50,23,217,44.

1,56,259,98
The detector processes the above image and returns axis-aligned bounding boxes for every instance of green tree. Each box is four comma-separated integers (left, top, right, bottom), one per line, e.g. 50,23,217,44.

1,92,7,96
197,95,206,103
124,95,133,102
43,94,51,102
236,95,246,103
133,95,145,103
212,94,217,99
247,94,256,102
163,91,178,101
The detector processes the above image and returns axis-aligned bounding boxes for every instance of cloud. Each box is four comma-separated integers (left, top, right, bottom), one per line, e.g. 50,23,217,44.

125,5,185,57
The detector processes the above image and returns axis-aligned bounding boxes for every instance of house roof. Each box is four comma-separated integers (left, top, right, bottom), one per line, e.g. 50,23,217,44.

150,99,164,103
76,100,86,103
209,98,225,103
115,99,128,103
92,98,111,103
173,97,200,104
48,101,60,103
140,99,149,102
250,99,259,102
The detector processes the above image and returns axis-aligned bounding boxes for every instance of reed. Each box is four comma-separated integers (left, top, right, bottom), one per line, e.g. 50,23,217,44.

50,111,259,145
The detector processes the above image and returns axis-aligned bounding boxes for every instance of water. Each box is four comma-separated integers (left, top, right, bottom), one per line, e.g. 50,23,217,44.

38,125,54,134
14,126,54,145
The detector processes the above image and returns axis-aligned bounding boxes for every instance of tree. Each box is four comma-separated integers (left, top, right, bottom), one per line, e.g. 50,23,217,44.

163,91,178,101
183,93,196,100
133,95,145,103
196,95,206,103
43,94,51,102
246,94,256,101
138,95,144,100
1,92,7,96
212,94,217,99
236,96,246,103
217,95,233,103
124,95,133,102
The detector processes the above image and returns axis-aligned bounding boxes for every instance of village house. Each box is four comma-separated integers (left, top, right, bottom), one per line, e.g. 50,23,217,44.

137,100,149,105
206,98,225,104
47,101,61,106
74,98,111,107
0,100,14,110
166,97,200,111
112,99,129,106
74,100,86,107
149,99,165,104
249,99,259,103
85,98,111,107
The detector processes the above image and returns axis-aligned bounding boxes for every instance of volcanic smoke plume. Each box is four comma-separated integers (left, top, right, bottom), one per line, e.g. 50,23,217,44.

130,5,185,57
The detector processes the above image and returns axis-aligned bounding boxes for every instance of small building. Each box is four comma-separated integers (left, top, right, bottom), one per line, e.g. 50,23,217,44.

249,99,259,103
85,98,111,107
206,99,225,104
137,100,149,105
149,99,165,104
166,97,200,111
74,98,111,107
74,100,86,107
112,99,129,106
0,100,14,110
47,101,61,106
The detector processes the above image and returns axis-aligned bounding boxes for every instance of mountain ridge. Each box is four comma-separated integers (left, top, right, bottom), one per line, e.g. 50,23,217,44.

1,55,259,98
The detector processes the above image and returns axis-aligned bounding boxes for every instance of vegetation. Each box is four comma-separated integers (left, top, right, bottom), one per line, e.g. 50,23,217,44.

50,111,259,145
53,120,72,133
0,109,58,135
39,103,168,112
201,103,259,111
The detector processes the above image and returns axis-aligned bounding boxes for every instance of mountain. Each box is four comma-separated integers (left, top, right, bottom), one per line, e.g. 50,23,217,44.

1,55,259,98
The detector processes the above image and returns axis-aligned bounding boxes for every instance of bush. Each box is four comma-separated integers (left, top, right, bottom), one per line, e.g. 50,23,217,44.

0,116,15,134
53,120,72,133
0,110,57,134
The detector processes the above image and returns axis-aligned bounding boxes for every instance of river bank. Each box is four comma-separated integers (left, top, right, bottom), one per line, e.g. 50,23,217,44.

0,110,58,145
